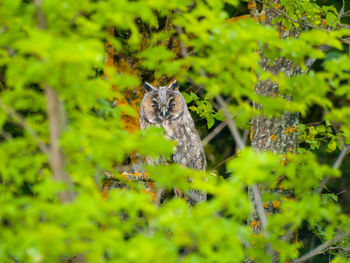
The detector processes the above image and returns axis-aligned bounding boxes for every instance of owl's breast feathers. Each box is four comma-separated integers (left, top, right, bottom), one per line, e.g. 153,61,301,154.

163,112,206,170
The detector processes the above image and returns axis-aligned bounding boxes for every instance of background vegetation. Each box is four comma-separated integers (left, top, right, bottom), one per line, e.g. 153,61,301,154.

0,0,349,262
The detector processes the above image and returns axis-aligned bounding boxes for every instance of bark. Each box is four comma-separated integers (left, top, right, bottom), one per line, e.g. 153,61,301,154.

251,1,300,154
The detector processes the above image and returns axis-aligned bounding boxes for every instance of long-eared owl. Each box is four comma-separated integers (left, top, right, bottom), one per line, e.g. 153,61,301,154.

139,80,206,204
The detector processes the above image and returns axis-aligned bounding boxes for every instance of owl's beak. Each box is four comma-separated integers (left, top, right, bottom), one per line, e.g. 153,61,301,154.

161,107,167,118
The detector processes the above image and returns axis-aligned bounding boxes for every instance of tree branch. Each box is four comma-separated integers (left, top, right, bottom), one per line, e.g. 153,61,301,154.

210,153,236,171
251,184,268,232
34,0,75,203
45,86,75,202
316,144,350,194
327,0,345,29
215,95,245,150
215,95,269,236
293,231,350,263
327,246,350,252
0,100,49,155
202,121,227,146
332,145,350,170
0,130,13,141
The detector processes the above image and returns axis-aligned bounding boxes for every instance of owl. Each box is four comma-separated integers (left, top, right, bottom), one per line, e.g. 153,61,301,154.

139,80,206,205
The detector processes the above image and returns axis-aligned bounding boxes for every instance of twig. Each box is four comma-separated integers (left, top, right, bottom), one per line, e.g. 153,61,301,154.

0,100,49,155
305,121,324,127
341,24,350,29
0,130,13,141
336,190,346,196
327,246,350,252
293,231,350,263
210,153,237,171
202,121,227,146
327,0,344,29
332,145,350,169
215,95,245,150
316,144,350,194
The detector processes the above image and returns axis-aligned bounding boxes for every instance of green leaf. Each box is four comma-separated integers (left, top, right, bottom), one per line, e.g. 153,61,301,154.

327,139,337,152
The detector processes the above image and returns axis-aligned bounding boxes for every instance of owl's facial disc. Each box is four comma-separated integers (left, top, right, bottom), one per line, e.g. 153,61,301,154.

141,83,184,123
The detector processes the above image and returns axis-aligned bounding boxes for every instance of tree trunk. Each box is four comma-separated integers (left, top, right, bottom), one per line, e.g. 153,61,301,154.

251,0,300,154
249,0,300,244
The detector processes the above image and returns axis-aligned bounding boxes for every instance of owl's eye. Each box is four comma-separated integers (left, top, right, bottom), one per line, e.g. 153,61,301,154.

151,97,159,108
168,97,176,107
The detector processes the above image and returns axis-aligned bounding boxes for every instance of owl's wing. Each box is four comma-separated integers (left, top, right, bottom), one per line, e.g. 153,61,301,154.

187,189,207,205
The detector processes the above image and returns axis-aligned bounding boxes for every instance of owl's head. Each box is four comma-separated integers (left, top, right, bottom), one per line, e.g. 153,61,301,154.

140,80,185,123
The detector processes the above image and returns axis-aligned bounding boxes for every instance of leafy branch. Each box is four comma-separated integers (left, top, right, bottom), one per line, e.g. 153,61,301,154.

255,0,348,32
293,231,350,263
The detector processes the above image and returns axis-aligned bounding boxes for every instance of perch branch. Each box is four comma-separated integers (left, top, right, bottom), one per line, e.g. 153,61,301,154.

215,95,245,150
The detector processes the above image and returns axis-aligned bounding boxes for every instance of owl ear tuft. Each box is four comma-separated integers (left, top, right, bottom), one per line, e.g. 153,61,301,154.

144,82,156,93
168,80,179,91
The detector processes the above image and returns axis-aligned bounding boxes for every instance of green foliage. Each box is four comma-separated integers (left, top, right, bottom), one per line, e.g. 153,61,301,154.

183,91,224,128
271,0,341,28
298,121,343,152
0,0,350,262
